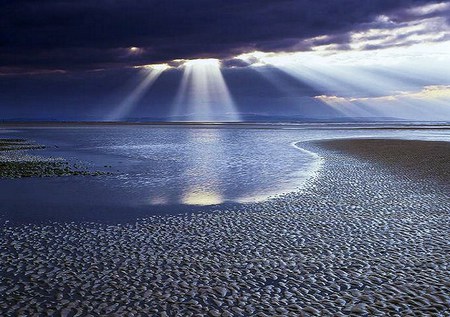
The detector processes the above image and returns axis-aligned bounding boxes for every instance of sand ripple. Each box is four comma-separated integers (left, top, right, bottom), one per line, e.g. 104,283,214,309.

1,140,449,316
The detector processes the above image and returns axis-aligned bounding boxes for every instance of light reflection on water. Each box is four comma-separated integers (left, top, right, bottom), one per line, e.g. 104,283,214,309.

179,129,224,205
0,125,448,223
100,127,316,206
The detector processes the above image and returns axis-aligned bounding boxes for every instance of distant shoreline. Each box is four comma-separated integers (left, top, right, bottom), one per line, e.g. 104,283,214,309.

1,121,449,130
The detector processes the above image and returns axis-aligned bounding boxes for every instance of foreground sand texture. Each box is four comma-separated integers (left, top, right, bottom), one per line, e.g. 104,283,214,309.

316,138,450,185
1,139,449,316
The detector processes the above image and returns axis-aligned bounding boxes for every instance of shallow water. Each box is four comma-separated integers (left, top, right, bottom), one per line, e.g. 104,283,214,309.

0,124,448,223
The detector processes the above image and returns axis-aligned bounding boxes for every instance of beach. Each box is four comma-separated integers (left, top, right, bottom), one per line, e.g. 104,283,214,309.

316,138,450,185
0,138,105,178
1,137,449,316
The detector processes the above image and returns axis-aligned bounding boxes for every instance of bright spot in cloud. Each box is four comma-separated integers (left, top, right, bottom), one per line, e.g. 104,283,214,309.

135,63,170,71
129,46,141,53
183,58,219,67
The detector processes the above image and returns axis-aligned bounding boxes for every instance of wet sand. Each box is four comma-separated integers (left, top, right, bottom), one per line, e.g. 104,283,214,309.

315,138,450,185
0,138,105,178
1,138,449,316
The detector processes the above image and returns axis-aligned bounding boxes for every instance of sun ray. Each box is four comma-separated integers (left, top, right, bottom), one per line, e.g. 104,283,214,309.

315,85,450,120
171,59,241,122
262,51,450,118
106,64,168,121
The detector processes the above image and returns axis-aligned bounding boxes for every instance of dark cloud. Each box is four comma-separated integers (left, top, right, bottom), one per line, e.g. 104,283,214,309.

221,59,251,69
0,0,442,72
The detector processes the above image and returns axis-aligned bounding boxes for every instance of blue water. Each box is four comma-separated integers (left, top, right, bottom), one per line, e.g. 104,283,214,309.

0,124,448,223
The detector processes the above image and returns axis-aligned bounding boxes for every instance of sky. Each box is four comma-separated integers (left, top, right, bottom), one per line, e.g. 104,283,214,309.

1,0,450,122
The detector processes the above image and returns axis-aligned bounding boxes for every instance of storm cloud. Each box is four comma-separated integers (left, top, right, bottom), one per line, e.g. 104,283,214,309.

1,0,444,72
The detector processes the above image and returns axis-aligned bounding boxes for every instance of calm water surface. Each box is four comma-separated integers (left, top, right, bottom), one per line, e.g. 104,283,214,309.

0,124,448,223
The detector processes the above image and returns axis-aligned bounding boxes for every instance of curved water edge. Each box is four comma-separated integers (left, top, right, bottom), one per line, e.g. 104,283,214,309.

2,135,449,315
290,141,324,191
1,126,449,224
0,127,322,223
234,141,324,204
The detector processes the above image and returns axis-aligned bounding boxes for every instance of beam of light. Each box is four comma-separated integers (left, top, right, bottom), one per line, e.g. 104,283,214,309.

280,62,445,118
313,95,380,117
250,65,347,118
315,85,450,120
271,54,426,98
252,66,299,96
106,64,169,121
244,54,389,117
235,39,450,119
171,58,241,122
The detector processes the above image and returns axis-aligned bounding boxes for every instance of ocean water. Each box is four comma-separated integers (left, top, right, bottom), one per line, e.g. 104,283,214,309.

0,124,448,223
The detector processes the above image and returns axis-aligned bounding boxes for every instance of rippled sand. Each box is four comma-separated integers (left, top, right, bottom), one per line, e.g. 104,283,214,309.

1,139,449,316
316,138,450,185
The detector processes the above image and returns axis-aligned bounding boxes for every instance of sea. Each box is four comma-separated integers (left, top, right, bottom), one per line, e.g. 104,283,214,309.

0,123,448,223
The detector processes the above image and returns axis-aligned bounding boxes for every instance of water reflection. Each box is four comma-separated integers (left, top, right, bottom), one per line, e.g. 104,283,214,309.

180,129,224,205
182,190,223,205
135,128,309,206
148,195,168,205
1,125,448,223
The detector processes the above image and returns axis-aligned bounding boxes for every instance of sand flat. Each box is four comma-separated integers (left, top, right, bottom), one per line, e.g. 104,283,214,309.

1,138,449,316
315,138,450,185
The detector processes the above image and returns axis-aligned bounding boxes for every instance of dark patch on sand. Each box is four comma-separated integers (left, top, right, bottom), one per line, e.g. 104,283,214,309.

0,138,106,178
